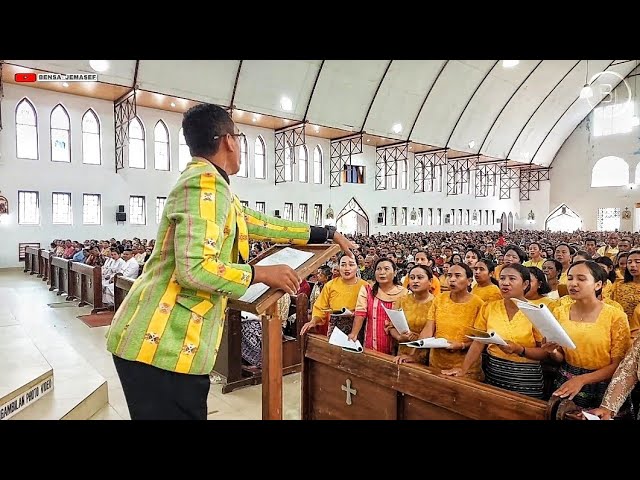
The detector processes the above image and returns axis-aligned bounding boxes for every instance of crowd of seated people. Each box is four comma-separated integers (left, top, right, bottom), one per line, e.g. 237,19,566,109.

48,237,154,306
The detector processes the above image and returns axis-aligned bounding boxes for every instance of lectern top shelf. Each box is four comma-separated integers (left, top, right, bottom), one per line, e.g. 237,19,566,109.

227,243,341,316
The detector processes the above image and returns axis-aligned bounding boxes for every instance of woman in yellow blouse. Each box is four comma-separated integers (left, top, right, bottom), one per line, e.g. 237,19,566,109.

611,250,640,321
300,255,368,337
402,252,441,296
542,259,563,300
396,263,484,381
388,265,435,363
554,243,573,285
493,245,525,281
594,256,616,299
443,264,550,398
549,261,631,413
471,258,502,303
525,266,556,308
614,252,628,283
439,262,451,293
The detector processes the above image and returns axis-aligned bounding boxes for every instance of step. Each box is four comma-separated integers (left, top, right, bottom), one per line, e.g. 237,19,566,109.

0,325,54,420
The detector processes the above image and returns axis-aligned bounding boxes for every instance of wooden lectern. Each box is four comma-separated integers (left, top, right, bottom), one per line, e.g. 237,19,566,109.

227,243,340,420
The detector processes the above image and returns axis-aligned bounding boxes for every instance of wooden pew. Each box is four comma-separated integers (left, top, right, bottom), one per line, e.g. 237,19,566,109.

113,274,134,311
302,334,581,420
49,257,70,297
39,249,50,283
68,262,104,313
213,293,309,394
25,246,40,276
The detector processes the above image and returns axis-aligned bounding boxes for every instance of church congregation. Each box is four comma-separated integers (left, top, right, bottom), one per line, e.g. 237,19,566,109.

2,59,640,420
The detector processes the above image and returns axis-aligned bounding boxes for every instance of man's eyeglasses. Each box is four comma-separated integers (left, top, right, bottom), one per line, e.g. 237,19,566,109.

213,131,245,141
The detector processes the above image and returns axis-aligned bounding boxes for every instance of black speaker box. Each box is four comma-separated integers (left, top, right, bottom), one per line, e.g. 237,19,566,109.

116,212,127,222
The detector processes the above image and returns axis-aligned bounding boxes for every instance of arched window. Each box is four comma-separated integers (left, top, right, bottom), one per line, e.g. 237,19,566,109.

154,120,170,170
82,109,101,165
51,104,70,162
255,136,266,179
128,117,145,168
298,145,308,183
238,135,248,177
545,204,583,232
313,145,323,184
16,98,38,159
591,156,629,187
178,128,190,172
284,142,293,182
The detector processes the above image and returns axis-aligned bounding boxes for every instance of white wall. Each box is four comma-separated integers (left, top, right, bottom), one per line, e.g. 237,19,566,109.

548,79,640,232
0,83,520,268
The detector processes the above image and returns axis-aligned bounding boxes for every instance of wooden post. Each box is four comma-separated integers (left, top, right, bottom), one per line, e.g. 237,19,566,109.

261,302,283,420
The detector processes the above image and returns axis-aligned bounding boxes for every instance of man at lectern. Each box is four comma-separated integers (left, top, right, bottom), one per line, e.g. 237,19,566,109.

106,104,356,420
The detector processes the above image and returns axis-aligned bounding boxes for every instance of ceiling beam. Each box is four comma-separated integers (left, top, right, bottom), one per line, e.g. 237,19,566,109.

477,60,543,154
229,60,243,110
505,60,581,161
359,60,393,132
303,60,324,123
445,61,499,149
407,60,449,141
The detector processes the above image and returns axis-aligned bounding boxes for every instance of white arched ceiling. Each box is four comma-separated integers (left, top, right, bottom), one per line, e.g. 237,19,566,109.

410,60,497,147
509,59,614,164
481,60,581,160
5,59,637,166
234,60,323,120
361,60,447,140
137,60,239,106
449,59,542,154
306,60,390,132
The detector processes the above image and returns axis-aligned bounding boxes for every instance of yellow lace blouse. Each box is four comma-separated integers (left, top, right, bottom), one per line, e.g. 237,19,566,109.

471,284,502,303
394,293,434,362
611,282,640,320
553,303,631,371
428,293,484,379
474,299,542,364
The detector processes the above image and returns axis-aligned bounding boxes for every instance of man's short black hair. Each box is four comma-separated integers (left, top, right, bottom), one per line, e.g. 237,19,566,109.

182,103,235,158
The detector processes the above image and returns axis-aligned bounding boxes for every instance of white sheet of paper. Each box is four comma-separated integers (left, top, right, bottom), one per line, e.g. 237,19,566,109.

328,326,363,353
327,308,354,317
466,330,508,346
513,299,576,349
582,411,600,421
237,247,314,304
240,311,260,322
382,305,410,334
400,337,451,349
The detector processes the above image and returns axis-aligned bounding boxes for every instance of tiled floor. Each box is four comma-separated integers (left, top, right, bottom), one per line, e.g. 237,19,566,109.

0,268,301,420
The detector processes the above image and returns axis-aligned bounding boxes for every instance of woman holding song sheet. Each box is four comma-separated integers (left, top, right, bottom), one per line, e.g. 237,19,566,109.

443,264,551,398
348,258,407,354
387,265,435,363
396,263,484,381
300,255,368,338
549,261,632,415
